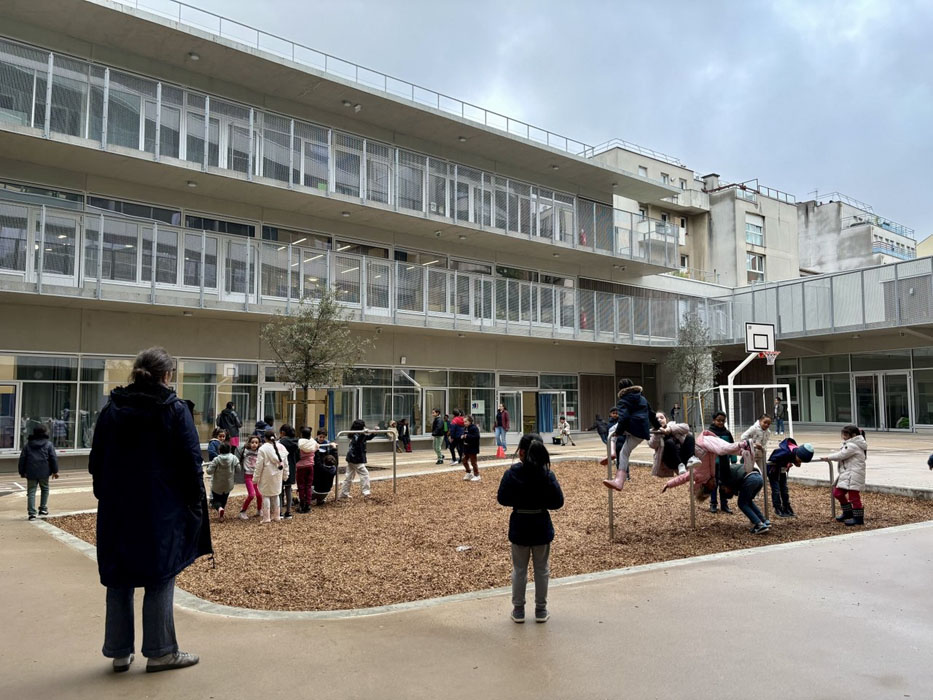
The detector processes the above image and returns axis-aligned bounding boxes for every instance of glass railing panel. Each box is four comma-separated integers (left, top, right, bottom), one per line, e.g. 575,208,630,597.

334,254,362,304
0,202,29,271
293,121,329,192
396,261,424,312
258,113,291,185
158,84,184,159
260,242,289,298
632,297,649,337
300,247,326,300
594,202,613,252
894,259,933,326
427,268,448,313
50,55,91,139
398,150,426,214
108,70,158,152
555,193,574,245
831,271,862,329
777,283,802,334
365,140,394,205
0,38,50,130
366,259,390,310
578,289,595,332
36,213,77,276
803,278,833,331
455,165,482,226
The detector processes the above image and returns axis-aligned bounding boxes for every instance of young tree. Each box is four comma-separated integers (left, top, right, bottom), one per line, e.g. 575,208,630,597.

664,312,720,430
260,288,373,428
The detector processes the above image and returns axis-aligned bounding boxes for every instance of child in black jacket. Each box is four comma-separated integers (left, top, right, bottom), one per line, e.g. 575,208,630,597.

338,420,375,499
461,415,481,482
497,433,564,624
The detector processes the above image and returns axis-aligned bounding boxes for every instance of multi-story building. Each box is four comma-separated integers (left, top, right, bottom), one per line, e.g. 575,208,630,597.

798,193,917,273
2,0,933,472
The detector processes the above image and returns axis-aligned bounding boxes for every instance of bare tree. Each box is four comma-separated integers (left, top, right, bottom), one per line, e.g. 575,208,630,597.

260,288,373,428
664,312,720,430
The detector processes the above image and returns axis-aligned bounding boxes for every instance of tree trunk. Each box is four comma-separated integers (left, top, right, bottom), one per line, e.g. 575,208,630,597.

302,385,310,429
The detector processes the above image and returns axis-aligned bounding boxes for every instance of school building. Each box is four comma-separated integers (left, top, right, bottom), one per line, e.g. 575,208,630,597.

1,0,932,469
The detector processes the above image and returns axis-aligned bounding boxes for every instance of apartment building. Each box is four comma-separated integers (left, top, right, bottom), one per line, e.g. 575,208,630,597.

798,193,917,274
2,0,933,470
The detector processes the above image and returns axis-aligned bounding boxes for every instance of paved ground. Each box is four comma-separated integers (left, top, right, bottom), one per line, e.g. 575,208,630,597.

3,428,933,698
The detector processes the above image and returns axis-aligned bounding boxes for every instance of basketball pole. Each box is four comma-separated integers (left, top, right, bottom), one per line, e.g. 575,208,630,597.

726,351,758,435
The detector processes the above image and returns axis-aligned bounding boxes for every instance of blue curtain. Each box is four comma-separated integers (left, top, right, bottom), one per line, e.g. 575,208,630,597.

538,393,554,433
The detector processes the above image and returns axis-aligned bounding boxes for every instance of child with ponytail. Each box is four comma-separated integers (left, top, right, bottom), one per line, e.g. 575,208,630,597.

254,429,289,523
819,424,867,526
496,433,564,624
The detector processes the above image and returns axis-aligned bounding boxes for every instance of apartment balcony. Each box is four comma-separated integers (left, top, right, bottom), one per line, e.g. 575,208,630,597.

0,201,733,348
661,188,709,214
0,36,679,274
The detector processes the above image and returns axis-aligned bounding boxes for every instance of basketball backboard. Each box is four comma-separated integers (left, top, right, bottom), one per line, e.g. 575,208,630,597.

745,322,775,353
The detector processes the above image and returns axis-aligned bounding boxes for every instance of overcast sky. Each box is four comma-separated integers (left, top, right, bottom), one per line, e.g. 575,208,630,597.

188,0,932,238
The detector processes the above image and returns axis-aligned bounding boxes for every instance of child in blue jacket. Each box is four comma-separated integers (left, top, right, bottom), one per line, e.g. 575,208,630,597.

603,379,661,491
497,433,564,624
765,437,814,517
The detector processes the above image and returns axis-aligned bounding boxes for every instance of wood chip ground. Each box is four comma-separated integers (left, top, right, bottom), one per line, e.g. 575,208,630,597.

53,461,933,612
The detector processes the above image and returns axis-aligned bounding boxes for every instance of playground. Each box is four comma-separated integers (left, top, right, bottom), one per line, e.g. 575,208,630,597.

52,459,933,612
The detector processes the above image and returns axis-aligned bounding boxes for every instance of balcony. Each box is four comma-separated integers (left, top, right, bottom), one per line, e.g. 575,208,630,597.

0,201,732,347
661,187,709,213
872,241,917,261
0,36,679,272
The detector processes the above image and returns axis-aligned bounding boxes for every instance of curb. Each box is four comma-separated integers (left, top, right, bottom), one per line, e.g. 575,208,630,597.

788,475,933,500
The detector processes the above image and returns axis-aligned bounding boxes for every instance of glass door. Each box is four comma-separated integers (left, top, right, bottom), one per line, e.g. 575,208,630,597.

853,374,878,429
0,383,18,451
498,391,522,436
882,373,912,431
328,388,359,440
260,387,294,430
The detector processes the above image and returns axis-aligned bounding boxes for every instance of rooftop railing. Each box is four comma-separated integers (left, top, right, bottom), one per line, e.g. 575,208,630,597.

0,37,678,269
842,214,915,240
579,139,685,167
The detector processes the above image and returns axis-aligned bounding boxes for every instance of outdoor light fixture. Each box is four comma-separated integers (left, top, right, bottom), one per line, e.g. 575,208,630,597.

458,136,467,142
187,52,200,61
458,234,466,240
457,333,465,338
434,230,442,237
186,180,197,188
342,100,352,107
550,164,559,170
341,211,351,217
183,311,193,317
552,253,560,258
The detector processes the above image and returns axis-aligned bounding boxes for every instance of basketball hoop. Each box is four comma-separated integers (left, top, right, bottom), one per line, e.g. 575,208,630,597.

760,350,781,365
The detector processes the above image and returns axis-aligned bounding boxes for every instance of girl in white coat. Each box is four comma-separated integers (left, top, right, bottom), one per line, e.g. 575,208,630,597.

741,414,773,474
819,424,868,526
254,429,289,523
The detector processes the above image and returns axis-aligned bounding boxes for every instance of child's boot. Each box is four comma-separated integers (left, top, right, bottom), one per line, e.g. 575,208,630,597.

844,508,864,526
835,503,852,523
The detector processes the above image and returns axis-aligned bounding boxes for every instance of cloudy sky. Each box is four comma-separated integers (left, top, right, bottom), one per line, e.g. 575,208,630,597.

188,0,932,238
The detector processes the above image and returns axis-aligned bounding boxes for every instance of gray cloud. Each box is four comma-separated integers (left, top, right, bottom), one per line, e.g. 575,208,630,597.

189,0,932,236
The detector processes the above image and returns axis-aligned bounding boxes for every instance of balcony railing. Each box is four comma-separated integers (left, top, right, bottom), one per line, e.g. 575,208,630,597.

0,37,678,269
842,214,916,240
0,201,729,346
871,241,916,260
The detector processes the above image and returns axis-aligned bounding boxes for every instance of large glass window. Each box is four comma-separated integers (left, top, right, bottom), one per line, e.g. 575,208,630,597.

745,213,764,246
21,382,76,449
914,369,933,424
0,202,28,271
36,214,76,276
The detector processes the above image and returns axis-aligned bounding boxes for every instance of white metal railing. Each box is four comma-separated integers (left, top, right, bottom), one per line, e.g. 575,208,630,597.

0,36,678,269
842,214,916,241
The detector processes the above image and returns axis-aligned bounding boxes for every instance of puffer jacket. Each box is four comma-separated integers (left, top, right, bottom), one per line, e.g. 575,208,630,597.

648,422,691,477
254,441,289,497
206,453,238,494
18,435,59,480
741,421,772,452
826,435,868,491
614,385,661,440
297,438,318,469
665,432,754,496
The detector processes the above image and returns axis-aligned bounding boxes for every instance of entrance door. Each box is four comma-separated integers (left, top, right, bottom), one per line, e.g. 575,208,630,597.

260,387,294,429
853,372,912,431
537,391,567,434
883,373,912,431
0,383,18,451
424,389,447,435
498,391,522,436
853,375,878,429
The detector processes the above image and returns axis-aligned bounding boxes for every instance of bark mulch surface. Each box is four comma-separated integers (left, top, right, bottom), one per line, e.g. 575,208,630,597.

52,460,933,612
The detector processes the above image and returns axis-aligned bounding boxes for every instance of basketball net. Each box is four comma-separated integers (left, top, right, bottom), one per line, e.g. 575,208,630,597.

759,350,781,365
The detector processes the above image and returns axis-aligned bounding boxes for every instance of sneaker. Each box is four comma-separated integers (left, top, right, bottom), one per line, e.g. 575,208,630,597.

686,456,702,469
709,503,718,513
362,490,371,497
720,505,734,514
763,519,771,528
535,607,550,623
450,460,460,466
283,512,293,519
38,508,49,517
218,507,225,521
777,510,793,518
751,522,770,534
677,464,687,475
238,511,249,520
470,475,481,482
112,653,134,673
436,459,444,465
28,514,36,521
463,472,473,481
510,606,525,623
146,650,199,673
785,507,796,517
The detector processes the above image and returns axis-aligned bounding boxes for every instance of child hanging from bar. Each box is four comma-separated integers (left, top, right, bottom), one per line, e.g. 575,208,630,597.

648,412,701,477
819,424,867,526
660,432,755,503
602,379,661,491
765,437,815,517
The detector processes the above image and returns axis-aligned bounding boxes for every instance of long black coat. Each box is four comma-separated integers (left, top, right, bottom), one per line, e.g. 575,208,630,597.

497,462,564,546
89,383,212,587
279,436,299,486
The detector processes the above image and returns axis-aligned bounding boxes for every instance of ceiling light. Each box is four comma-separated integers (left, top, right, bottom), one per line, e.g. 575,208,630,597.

458,136,467,143
550,164,559,171
57,234,66,239
458,235,466,241
187,52,200,61
337,245,352,251
342,266,359,273
290,262,299,267
183,311,193,317
457,333,465,338
353,104,362,113
552,253,559,258
305,254,324,261
341,211,351,217
292,237,306,245
277,246,286,251
423,259,439,266
186,180,197,188
342,100,352,108
611,182,618,188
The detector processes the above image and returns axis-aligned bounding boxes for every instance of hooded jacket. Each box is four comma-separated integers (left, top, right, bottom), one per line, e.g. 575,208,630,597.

449,415,466,440
497,461,564,546
207,453,238,494
297,437,318,468
614,385,661,440
88,382,211,587
347,432,375,464
462,423,481,455
216,407,242,436
18,434,59,480
825,435,868,491
279,435,299,485
254,440,289,496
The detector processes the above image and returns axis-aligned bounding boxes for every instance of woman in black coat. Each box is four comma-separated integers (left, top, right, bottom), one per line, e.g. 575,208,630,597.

88,347,211,674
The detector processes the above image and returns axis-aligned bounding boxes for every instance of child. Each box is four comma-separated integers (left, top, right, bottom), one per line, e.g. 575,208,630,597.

719,444,772,534
661,433,754,500
461,414,481,481
398,418,412,453
603,379,661,491
207,427,227,461
206,441,238,520
765,437,815,517
557,415,575,446
18,425,59,520
431,409,446,465
496,433,564,624
819,425,867,526
339,419,375,499
296,427,319,513
449,410,465,465
313,429,339,504
237,435,263,519
707,411,735,514
648,412,700,477
278,424,299,519
741,414,773,475
389,420,402,453
254,429,289,523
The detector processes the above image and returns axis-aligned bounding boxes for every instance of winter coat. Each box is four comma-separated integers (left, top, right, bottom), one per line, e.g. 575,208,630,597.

18,435,59,480
449,415,466,440
588,417,609,441
254,441,289,497
279,436,299,485
462,424,481,455
313,443,339,494
88,382,211,587
666,431,753,495
207,453,238,494
741,421,772,453
216,407,242,436
772,402,785,420
614,385,661,440
825,435,868,491
207,438,222,461
721,461,759,493
648,422,691,477
766,438,801,476
431,416,445,437
297,438,318,469
557,420,571,436
495,409,511,431
238,447,259,476
347,432,375,464
497,462,564,546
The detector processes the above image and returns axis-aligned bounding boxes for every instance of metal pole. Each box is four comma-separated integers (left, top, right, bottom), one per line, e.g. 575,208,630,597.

199,231,205,308
100,67,109,147
96,212,103,298
151,221,158,302
37,205,46,294
44,53,54,138
727,352,757,433
247,108,254,181
288,119,295,189
829,461,836,520
689,462,696,529
762,454,769,522
607,431,614,542
203,96,210,171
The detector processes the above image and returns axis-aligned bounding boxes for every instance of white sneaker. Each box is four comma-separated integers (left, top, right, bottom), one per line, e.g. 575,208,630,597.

463,472,473,481
238,511,248,520
470,475,481,482
677,464,687,475
686,456,702,468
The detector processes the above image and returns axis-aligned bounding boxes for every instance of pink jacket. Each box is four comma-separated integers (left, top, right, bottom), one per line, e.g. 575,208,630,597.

664,431,752,495
648,422,691,477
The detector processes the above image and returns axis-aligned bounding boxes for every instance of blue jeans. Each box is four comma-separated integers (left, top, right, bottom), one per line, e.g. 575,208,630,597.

495,426,507,450
775,418,785,434
737,472,766,526
103,577,178,658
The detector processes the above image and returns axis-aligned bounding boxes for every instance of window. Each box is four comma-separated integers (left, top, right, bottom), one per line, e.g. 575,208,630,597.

638,208,647,221
745,213,765,246
679,178,687,190
680,254,689,269
88,196,181,225
746,253,765,283
185,215,255,238
660,212,669,223
660,173,670,184
637,166,648,178
679,217,687,230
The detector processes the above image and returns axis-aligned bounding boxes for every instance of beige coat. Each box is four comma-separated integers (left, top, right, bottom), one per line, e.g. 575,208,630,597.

826,435,868,491
254,441,289,497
